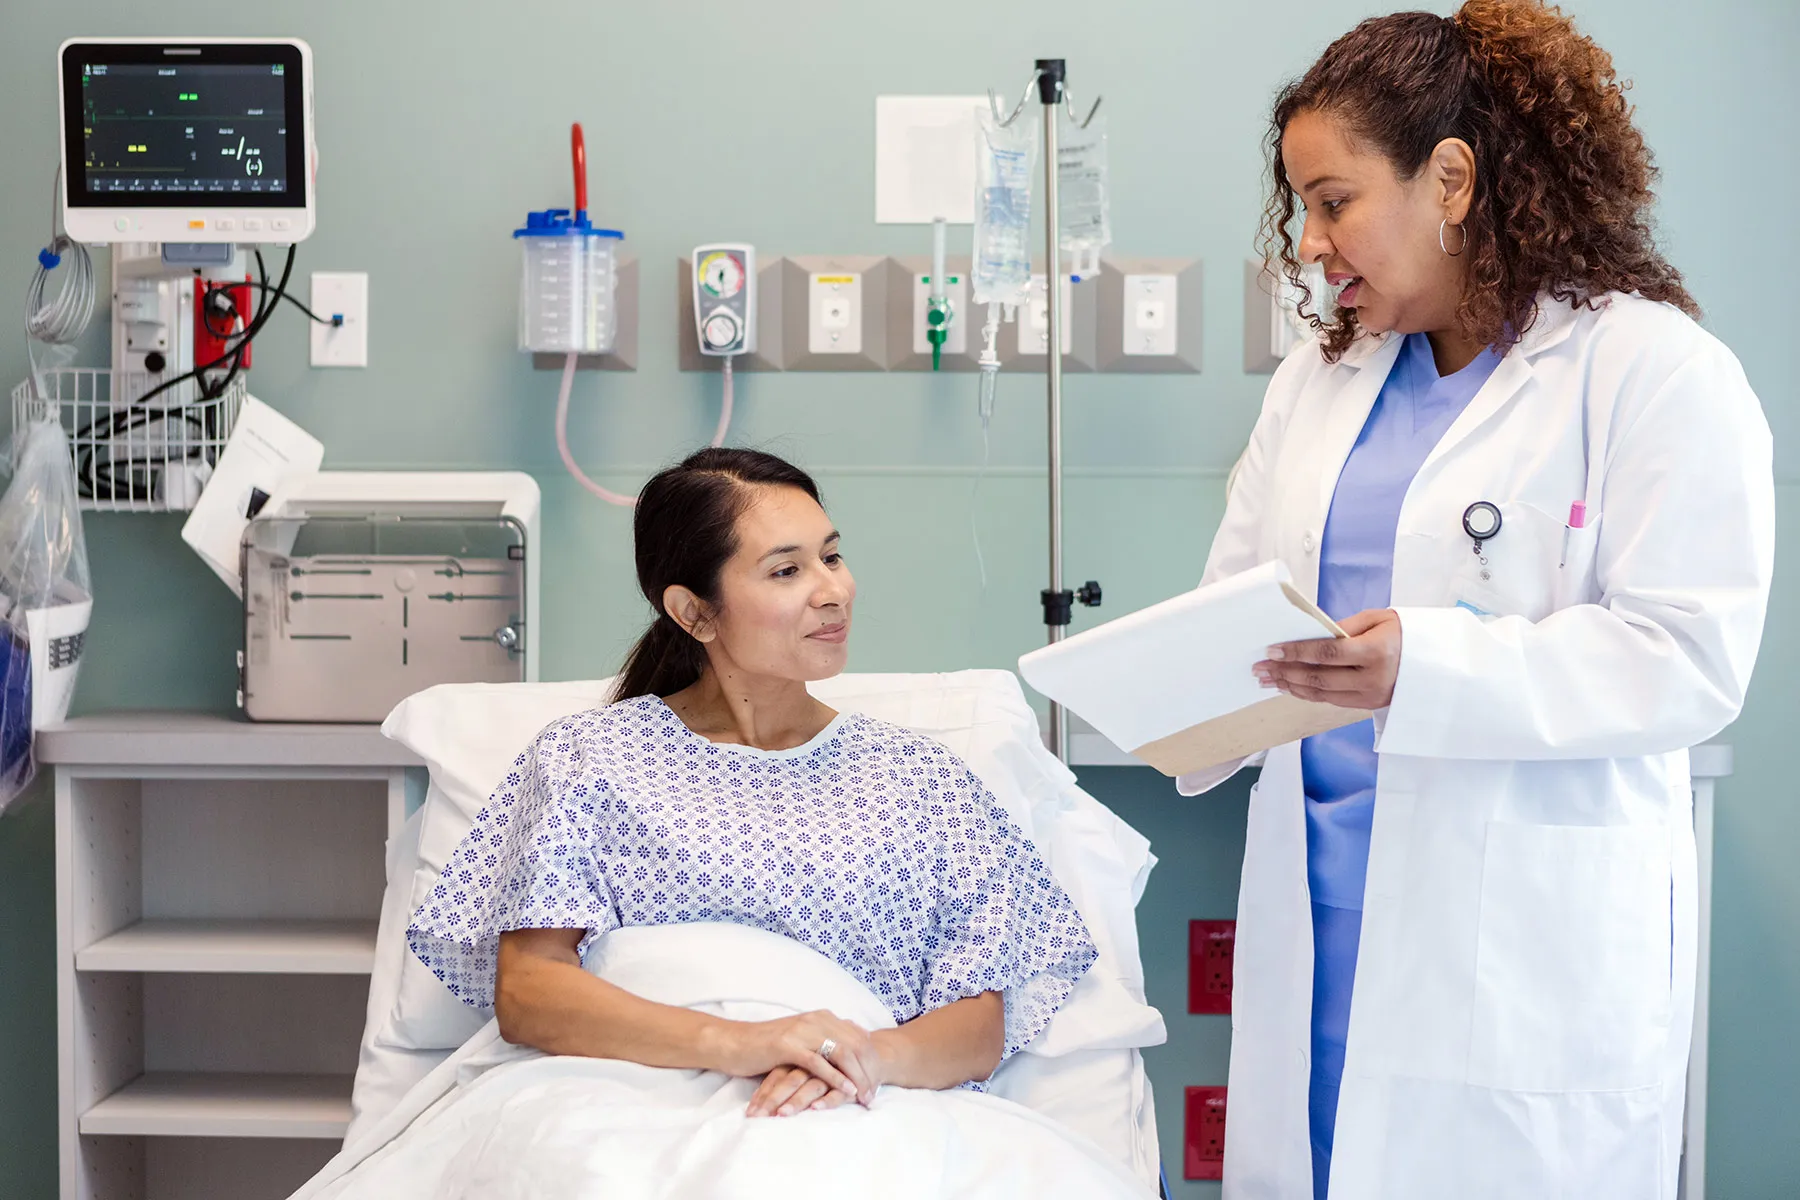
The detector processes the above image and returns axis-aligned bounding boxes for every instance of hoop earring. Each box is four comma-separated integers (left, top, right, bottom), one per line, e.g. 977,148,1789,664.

1439,217,1467,257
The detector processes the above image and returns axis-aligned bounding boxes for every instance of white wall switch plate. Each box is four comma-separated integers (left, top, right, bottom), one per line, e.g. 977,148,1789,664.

910,270,969,356
310,271,368,367
808,272,862,355
1018,274,1075,356
1123,273,1179,356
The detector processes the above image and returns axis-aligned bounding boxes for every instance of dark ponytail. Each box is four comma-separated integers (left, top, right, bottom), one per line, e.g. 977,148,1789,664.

611,448,823,703
1261,0,1696,362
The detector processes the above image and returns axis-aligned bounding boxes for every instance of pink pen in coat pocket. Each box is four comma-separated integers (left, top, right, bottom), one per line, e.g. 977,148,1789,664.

1559,501,1587,568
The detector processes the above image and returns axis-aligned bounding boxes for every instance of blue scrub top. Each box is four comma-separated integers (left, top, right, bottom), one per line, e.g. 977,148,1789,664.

1302,332,1503,909
1304,332,1502,1200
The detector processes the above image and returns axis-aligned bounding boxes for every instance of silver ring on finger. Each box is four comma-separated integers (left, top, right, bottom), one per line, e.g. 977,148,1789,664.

817,1038,837,1061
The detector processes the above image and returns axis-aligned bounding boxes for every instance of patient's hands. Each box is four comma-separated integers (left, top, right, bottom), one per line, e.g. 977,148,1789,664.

711,1009,883,1116
747,1065,859,1117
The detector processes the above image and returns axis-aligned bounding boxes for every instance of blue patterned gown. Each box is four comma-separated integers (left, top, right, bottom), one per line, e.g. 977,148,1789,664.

408,694,1097,1066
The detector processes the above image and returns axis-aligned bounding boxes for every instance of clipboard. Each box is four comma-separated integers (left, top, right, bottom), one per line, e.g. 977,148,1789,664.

1018,561,1371,776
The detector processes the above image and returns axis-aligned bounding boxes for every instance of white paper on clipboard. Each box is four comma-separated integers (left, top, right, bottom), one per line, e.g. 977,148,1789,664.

1018,561,1370,775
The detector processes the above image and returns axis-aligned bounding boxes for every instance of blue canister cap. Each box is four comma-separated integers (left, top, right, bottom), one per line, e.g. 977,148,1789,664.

512,209,624,239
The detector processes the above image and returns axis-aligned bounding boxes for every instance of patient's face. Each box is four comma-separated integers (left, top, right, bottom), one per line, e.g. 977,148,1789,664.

707,485,854,682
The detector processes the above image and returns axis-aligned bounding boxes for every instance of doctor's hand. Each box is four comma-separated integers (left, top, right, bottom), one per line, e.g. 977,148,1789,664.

1255,608,1402,711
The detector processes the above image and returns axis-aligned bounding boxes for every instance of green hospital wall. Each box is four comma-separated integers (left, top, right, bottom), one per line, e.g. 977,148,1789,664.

1,3,1794,1196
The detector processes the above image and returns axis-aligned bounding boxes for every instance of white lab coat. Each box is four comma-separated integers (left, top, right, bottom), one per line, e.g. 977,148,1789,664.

1183,293,1774,1200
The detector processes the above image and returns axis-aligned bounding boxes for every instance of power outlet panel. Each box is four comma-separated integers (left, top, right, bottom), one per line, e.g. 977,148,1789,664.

780,255,886,371
1123,273,1178,357
1185,1086,1228,1181
1189,919,1236,1015
1244,258,1325,373
1095,255,1203,374
808,272,863,355
1000,268,1098,372
309,271,368,368
1017,273,1074,357
195,280,253,370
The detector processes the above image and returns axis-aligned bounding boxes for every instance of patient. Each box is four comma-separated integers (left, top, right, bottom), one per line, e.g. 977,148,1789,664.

407,447,1096,1121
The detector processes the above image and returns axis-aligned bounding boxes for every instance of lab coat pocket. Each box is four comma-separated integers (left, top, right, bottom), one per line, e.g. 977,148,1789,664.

1467,822,1671,1093
1552,515,1603,610
1447,502,1565,621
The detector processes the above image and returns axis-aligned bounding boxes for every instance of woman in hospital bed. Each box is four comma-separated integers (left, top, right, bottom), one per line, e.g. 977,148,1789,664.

316,448,1145,1198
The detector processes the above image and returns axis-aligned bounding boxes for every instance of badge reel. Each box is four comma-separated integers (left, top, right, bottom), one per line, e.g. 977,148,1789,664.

1456,501,1505,617
1463,501,1502,578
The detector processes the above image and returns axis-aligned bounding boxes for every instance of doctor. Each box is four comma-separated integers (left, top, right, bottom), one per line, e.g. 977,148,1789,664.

1186,2,1774,1198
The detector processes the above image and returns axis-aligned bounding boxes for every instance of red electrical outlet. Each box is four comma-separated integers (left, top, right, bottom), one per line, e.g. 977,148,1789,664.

195,279,254,369
1185,1086,1228,1180
1189,919,1236,1014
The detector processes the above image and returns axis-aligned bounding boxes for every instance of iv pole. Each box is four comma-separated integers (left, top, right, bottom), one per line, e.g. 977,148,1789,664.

993,60,1103,763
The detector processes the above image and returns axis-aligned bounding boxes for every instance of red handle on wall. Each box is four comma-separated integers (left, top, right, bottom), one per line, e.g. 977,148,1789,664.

571,123,588,216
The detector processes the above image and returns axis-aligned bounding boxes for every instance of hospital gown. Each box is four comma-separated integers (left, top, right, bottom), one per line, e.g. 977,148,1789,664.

408,694,1097,1064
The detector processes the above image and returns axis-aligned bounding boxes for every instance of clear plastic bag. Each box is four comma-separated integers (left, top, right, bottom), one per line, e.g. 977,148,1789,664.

971,106,1038,309
1057,113,1111,281
0,415,93,813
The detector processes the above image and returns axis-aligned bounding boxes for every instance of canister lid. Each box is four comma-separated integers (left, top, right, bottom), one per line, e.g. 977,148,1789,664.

513,209,624,238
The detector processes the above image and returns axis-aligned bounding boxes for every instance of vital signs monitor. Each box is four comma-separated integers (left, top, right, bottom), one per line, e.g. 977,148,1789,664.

58,38,316,245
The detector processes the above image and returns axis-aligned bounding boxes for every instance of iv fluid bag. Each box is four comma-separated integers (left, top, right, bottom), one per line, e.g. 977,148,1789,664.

1058,114,1110,275
971,107,1037,308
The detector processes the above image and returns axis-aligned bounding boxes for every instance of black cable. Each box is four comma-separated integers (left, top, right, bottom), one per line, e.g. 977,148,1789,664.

77,246,295,501
127,243,295,413
229,279,339,326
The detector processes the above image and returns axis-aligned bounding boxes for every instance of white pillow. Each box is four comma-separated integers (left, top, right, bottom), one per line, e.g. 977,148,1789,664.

375,672,1163,1059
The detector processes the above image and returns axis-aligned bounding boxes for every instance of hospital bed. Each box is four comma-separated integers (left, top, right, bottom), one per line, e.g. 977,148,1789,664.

302,669,1171,1197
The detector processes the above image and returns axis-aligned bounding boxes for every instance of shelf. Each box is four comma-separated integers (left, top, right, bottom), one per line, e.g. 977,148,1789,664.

81,1072,353,1138
36,710,422,768
77,919,379,974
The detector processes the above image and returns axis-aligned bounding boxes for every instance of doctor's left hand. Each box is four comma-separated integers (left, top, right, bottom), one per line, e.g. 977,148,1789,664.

1256,608,1402,711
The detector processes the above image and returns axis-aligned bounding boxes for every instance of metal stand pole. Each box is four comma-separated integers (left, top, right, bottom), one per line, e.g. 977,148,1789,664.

1040,60,1068,763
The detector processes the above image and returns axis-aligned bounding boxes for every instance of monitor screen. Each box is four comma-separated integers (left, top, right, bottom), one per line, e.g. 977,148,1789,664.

61,42,309,211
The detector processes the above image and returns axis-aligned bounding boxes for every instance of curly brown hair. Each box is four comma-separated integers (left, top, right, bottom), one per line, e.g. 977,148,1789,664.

1261,0,1698,361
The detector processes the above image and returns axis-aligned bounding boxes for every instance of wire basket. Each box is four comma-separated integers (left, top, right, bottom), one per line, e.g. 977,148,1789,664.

10,368,245,513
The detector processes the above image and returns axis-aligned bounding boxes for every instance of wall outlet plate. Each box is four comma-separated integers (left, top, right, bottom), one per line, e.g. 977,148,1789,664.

998,267,1097,373
780,256,886,371
808,271,863,356
1188,919,1236,1014
309,271,368,368
1244,258,1324,374
1185,1086,1228,1181
1095,255,1202,374
1016,273,1073,358
884,255,977,371
1123,273,1179,357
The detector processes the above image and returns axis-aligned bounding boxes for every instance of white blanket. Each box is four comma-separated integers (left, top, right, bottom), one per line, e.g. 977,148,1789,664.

294,925,1152,1199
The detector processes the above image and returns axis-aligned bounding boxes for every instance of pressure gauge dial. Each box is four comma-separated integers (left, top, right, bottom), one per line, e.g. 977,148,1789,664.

698,251,746,299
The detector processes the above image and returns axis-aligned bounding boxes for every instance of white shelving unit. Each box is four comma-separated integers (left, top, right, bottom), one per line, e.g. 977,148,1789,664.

41,713,421,1200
